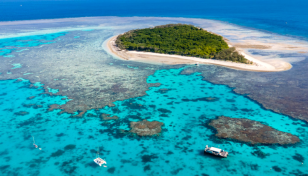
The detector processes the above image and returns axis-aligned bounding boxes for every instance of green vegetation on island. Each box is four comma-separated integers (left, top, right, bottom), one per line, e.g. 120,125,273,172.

115,24,252,64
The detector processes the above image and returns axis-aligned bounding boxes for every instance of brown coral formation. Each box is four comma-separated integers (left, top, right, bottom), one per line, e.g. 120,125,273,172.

27,96,36,100
209,116,300,145
181,61,308,123
48,104,61,112
182,97,219,102
100,113,119,121
14,111,29,116
23,104,43,109
0,29,166,117
129,119,164,136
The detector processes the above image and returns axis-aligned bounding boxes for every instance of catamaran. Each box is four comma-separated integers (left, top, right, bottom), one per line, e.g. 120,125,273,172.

204,145,228,158
94,147,107,167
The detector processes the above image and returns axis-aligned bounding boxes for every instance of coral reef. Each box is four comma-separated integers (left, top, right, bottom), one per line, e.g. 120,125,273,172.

100,113,119,121
14,111,29,116
209,116,300,145
182,97,219,102
27,96,35,100
182,62,308,123
129,119,164,136
0,29,169,117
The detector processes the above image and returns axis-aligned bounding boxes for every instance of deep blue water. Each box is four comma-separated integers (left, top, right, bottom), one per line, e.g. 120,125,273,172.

1,0,308,39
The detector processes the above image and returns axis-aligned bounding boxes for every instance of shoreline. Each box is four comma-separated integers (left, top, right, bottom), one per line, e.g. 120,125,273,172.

106,35,292,72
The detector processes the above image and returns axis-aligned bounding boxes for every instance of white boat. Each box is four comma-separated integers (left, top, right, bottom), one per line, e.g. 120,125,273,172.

94,157,107,167
94,147,107,167
204,145,228,158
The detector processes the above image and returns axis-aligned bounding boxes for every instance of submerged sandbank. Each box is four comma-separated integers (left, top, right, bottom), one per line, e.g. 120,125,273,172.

107,35,292,72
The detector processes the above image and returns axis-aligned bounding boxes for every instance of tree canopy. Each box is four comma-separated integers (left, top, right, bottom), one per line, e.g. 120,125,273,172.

115,24,251,64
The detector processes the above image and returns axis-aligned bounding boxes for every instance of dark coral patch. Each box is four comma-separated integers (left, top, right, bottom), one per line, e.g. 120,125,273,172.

33,105,43,109
166,151,174,155
251,147,270,159
159,114,169,117
226,99,235,102
27,96,36,100
29,164,36,168
272,166,282,172
23,104,35,108
250,164,259,171
149,105,156,108
60,160,77,174
64,144,76,150
241,108,254,112
86,113,97,117
51,150,65,157
292,153,305,163
18,119,35,127
141,154,158,163
107,167,116,174
144,165,151,172
56,133,65,137
171,168,183,175
0,165,10,170
155,88,172,94
182,97,219,102
157,108,171,113
14,111,29,116
122,100,146,110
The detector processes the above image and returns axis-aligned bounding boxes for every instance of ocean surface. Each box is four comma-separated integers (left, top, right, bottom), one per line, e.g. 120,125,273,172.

0,1,308,176
1,0,308,39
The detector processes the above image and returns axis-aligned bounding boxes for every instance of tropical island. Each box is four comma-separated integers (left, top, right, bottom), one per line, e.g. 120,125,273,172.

115,24,251,64
107,24,292,72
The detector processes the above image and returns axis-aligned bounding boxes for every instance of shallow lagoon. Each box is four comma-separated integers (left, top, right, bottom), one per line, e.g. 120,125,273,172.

0,17,308,175
0,67,308,175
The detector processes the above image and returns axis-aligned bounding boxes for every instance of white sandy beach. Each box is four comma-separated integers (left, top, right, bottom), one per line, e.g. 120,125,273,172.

106,35,292,72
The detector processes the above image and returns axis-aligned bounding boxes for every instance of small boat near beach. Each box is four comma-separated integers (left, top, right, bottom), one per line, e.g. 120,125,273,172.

94,147,107,167
204,145,228,158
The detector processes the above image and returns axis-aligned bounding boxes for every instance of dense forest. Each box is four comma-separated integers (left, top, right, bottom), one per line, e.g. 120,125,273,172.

116,24,252,64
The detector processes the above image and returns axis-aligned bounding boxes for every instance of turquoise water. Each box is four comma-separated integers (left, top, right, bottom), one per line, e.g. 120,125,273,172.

0,17,307,175
0,66,307,175
0,32,67,57
47,87,59,94
11,63,22,69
